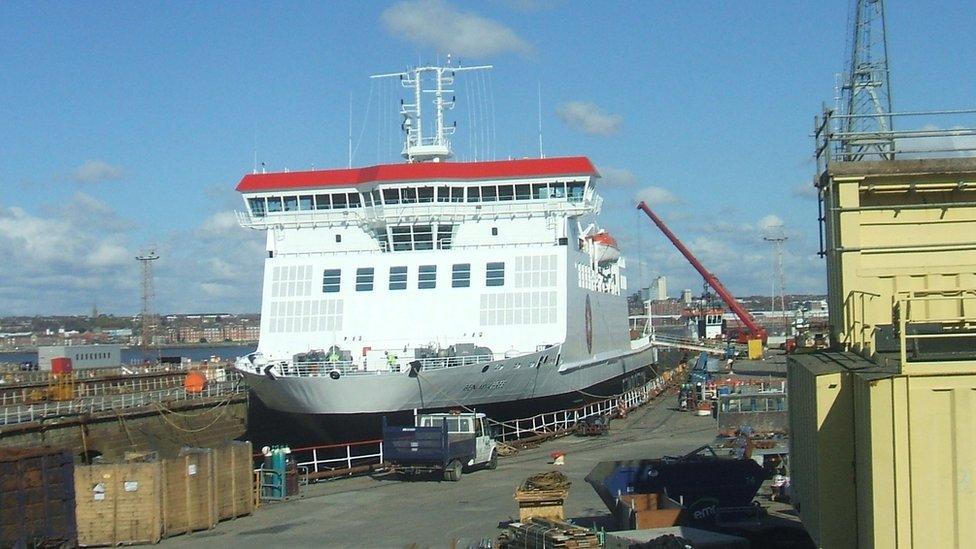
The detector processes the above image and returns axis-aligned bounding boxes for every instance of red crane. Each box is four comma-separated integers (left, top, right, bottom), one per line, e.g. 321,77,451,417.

637,201,768,344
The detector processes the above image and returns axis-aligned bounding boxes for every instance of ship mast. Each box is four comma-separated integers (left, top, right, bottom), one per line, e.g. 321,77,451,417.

372,62,491,163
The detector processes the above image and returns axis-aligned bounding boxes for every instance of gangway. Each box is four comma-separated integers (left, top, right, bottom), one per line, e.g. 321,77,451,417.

649,334,729,356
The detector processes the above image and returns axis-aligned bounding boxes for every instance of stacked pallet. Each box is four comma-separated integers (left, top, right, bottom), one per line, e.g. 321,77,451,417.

514,471,571,521
506,517,600,549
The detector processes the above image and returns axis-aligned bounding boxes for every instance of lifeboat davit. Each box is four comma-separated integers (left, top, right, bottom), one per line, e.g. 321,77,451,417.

586,231,621,264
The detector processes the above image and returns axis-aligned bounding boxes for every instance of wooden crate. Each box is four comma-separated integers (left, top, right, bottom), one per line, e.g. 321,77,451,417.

507,517,601,549
214,441,254,520
514,488,567,522
161,448,217,537
0,447,77,548
75,462,162,546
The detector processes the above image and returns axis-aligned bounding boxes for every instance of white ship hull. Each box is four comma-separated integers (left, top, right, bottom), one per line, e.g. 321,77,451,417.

239,341,659,415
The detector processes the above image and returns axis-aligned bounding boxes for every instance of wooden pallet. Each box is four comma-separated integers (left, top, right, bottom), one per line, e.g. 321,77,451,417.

514,488,568,521
506,517,600,549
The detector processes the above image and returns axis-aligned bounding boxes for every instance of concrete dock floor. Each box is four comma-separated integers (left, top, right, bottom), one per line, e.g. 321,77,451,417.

166,391,719,548
166,350,806,548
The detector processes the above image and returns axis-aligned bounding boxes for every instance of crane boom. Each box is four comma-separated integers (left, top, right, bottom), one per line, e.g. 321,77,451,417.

637,201,767,343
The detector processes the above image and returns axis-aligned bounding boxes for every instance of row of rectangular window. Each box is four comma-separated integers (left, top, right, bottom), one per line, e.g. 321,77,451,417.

321,263,504,293
247,180,587,217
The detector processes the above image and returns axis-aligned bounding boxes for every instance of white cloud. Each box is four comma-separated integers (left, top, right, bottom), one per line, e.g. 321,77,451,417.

792,182,818,200
381,0,533,58
599,167,638,186
634,186,679,206
72,160,124,183
556,101,622,136
759,214,784,230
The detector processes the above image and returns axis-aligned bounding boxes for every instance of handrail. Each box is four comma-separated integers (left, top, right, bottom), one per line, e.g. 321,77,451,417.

278,363,688,481
894,289,976,366
267,354,496,378
0,374,246,426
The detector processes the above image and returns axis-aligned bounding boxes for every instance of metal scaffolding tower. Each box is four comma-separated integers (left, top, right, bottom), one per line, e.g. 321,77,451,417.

840,0,894,160
136,249,159,354
763,233,789,336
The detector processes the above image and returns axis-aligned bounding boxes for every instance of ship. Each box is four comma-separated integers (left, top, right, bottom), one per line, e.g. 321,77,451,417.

233,64,668,438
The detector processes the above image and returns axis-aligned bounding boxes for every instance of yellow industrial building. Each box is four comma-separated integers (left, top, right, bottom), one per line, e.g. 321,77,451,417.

788,111,976,548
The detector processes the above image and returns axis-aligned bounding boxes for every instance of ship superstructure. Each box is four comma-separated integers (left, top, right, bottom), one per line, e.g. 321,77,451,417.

233,64,659,418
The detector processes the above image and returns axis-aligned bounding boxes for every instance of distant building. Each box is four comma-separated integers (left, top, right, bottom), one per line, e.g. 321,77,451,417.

681,289,693,305
653,276,668,301
38,344,122,371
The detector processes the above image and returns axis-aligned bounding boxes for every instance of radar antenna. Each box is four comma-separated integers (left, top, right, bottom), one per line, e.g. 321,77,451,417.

841,0,894,160
372,61,491,163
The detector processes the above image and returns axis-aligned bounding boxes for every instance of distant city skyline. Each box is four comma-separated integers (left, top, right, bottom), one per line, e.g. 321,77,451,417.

2,1,974,315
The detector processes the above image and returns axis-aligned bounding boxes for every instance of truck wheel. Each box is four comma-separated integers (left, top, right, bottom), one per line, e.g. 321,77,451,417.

487,451,498,470
444,460,462,482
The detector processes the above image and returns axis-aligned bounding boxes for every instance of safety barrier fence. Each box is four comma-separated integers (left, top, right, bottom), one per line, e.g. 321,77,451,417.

0,376,246,426
278,364,687,481
276,354,495,378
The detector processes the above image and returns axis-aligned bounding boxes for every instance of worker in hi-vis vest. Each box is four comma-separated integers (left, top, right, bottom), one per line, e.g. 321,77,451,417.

385,351,398,372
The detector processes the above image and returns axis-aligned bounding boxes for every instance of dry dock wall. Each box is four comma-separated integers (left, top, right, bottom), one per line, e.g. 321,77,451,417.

0,395,247,460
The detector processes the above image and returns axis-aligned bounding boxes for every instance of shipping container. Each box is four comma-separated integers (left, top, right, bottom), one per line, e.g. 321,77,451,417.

161,448,217,537
0,447,77,548
75,462,163,546
852,371,976,548
214,441,254,520
790,352,976,548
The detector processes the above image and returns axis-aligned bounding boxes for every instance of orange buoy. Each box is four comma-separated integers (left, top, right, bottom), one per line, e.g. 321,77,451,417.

184,370,207,393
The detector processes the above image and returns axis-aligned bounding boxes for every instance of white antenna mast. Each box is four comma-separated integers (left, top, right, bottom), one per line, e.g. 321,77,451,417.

372,61,491,163
537,81,545,159
348,93,353,168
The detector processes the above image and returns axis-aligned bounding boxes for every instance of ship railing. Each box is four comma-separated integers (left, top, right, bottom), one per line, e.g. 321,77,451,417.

0,362,195,385
0,374,191,406
0,373,246,426
236,199,595,230
274,354,496,378
274,365,688,483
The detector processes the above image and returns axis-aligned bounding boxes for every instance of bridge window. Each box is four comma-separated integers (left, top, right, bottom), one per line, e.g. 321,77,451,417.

332,193,347,209
361,192,373,207
322,269,341,293
389,266,407,290
383,188,400,205
450,186,465,202
436,186,450,203
347,193,361,208
486,262,505,287
568,181,585,202
467,187,480,202
267,197,283,212
298,195,313,210
284,196,299,211
418,265,437,289
371,189,382,205
452,264,471,288
401,187,417,204
355,268,374,291
515,184,531,200
550,182,566,199
315,194,330,210
417,186,434,203
497,185,514,201
248,198,266,217
532,183,549,200
481,185,497,202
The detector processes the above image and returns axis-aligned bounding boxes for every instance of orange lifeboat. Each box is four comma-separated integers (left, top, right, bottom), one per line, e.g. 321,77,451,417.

586,231,621,264
184,370,207,393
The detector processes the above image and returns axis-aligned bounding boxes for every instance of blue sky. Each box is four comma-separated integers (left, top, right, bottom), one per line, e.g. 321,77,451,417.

1,0,974,315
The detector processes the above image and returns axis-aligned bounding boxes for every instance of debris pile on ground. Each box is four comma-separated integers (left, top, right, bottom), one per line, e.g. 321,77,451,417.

502,517,600,548
631,533,694,548
520,470,571,492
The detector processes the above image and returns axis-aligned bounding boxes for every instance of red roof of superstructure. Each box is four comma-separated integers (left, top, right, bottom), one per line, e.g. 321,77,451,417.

235,156,598,192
